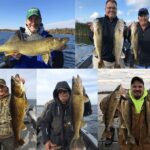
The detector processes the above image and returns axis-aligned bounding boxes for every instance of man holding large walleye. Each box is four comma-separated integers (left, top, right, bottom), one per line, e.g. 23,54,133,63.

129,8,150,68
100,76,150,150
0,74,28,150
92,0,126,68
41,76,92,150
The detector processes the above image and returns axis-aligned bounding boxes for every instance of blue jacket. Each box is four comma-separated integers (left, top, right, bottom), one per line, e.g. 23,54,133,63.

12,28,64,68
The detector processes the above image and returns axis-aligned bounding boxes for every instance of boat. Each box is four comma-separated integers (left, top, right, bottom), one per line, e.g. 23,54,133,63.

37,127,98,150
76,54,92,68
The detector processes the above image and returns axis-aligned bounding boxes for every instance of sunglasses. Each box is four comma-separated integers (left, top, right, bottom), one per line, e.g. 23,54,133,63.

58,89,69,94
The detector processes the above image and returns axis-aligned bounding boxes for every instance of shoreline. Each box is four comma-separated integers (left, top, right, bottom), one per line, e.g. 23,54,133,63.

0,28,75,35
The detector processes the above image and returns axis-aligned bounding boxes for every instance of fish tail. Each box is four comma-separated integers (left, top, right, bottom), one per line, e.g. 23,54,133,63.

70,137,86,150
102,129,112,139
127,135,135,144
15,138,25,148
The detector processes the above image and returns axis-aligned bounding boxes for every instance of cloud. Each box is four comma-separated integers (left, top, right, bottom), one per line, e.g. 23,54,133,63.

125,0,150,8
90,12,100,20
45,19,75,29
79,6,83,9
37,69,98,105
117,10,124,16
0,69,36,99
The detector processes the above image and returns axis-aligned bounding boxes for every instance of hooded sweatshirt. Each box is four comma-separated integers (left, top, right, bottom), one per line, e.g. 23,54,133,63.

41,81,73,149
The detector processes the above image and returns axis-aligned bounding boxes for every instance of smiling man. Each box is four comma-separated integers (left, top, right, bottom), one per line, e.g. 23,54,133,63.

90,0,126,68
100,76,150,150
133,8,150,68
40,80,92,150
8,7,64,68
118,76,150,150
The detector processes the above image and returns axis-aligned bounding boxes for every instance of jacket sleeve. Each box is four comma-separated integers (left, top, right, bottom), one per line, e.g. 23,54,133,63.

41,102,53,144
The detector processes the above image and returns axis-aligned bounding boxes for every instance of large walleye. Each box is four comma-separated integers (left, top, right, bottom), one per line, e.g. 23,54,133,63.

101,85,123,138
121,96,135,144
70,75,86,149
93,19,104,68
0,36,69,64
130,22,138,63
10,74,29,147
93,19,125,68
114,19,125,68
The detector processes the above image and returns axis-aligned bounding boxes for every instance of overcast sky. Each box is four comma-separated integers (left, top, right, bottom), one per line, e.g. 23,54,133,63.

98,69,150,92
37,69,98,105
0,69,36,99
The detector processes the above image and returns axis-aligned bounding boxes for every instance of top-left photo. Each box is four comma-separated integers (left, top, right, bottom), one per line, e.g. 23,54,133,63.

0,0,75,68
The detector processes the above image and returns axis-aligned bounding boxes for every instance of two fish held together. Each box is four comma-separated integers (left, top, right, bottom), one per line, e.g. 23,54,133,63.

93,19,139,68
101,85,136,144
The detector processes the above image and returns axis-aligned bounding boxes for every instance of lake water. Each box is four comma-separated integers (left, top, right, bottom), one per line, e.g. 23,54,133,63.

75,35,94,66
0,32,75,68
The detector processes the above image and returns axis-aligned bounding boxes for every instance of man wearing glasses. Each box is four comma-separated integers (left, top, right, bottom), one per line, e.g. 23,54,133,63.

41,81,92,150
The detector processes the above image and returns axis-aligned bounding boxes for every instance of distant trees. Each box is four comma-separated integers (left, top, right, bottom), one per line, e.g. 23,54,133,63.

48,28,75,35
76,21,91,36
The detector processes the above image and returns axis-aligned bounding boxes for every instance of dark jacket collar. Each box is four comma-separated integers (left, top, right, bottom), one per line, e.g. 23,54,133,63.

104,15,118,22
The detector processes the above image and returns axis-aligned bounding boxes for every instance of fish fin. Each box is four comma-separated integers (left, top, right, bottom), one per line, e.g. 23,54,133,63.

41,53,50,64
70,138,86,150
4,52,16,56
17,139,25,146
81,120,86,127
102,129,112,139
21,123,26,130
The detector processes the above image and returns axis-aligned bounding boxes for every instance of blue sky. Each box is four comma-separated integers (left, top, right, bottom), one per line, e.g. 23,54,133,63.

76,0,150,23
0,69,36,99
37,69,98,105
0,0,74,29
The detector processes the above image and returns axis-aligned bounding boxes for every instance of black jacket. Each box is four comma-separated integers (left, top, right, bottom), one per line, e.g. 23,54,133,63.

137,22,150,66
41,81,92,149
41,81,73,149
90,16,127,62
90,16,118,62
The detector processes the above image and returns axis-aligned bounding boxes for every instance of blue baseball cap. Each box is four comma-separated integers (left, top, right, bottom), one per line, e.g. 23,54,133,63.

138,8,149,16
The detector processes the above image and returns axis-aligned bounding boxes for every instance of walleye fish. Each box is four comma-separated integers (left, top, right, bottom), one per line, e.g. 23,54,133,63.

70,75,86,149
121,98,135,144
114,19,125,68
130,22,138,63
0,37,69,64
93,19,104,68
101,85,123,138
10,74,29,147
